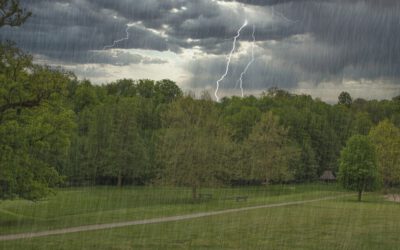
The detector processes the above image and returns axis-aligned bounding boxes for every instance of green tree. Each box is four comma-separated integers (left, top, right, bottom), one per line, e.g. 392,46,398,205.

86,98,148,186
338,135,380,201
0,45,75,200
351,112,373,136
64,108,94,185
136,79,155,98
331,104,352,146
154,79,182,104
225,106,261,142
105,78,136,97
73,80,99,113
369,120,400,189
107,99,148,186
245,112,299,183
267,87,293,99
338,91,352,107
274,105,337,180
158,96,232,199
293,139,318,182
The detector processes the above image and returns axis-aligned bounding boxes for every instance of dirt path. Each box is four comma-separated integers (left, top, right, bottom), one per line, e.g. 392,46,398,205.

0,195,350,241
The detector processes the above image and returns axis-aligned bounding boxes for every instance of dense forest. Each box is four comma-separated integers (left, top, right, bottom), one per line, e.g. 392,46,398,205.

0,0,399,200
1,41,399,200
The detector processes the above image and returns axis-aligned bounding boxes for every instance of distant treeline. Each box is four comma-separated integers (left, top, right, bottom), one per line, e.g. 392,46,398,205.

1,43,400,200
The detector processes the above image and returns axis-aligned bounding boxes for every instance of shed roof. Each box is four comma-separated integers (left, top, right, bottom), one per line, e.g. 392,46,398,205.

320,170,336,180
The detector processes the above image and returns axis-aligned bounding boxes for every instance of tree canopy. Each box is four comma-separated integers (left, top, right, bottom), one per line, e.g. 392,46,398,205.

0,44,75,200
338,135,380,201
338,91,352,107
369,120,400,189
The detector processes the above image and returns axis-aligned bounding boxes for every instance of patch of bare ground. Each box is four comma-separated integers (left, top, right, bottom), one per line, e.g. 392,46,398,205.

385,194,400,202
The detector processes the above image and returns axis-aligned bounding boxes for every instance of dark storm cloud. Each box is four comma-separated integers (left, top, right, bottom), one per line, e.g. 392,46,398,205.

275,1,400,80
37,50,168,66
187,0,400,92
0,0,400,96
227,0,301,5
0,0,295,59
90,0,188,29
0,0,171,62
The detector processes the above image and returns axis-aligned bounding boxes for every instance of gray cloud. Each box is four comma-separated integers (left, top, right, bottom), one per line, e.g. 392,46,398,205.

37,50,168,66
273,1,400,80
0,0,291,58
0,0,170,60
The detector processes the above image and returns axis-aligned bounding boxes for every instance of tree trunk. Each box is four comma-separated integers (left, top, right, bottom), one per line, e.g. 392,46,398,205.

358,189,362,202
192,186,197,200
117,172,122,187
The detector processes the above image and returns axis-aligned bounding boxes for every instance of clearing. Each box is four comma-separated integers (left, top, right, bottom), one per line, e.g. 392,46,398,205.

1,184,398,249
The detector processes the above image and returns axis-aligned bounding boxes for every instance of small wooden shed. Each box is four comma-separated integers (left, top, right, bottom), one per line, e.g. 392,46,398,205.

320,170,336,182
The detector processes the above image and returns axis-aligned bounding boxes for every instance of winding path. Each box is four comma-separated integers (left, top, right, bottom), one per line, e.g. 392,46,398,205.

0,194,349,241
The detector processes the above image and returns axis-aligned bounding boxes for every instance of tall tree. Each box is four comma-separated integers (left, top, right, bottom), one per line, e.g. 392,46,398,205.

245,112,299,183
351,112,373,136
369,120,400,189
0,45,75,200
224,106,261,142
158,96,232,199
136,79,155,99
87,98,148,186
72,80,99,113
105,79,136,97
338,91,352,107
338,135,380,201
154,79,182,104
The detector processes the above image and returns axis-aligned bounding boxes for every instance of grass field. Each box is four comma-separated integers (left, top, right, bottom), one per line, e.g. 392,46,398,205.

1,184,399,249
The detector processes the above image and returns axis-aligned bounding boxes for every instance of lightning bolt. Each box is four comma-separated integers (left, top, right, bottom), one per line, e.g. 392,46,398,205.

215,20,248,102
103,24,131,50
85,23,132,65
272,6,298,24
236,24,256,98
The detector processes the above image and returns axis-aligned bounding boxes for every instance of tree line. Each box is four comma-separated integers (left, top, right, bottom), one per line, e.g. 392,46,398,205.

0,0,399,200
1,42,399,200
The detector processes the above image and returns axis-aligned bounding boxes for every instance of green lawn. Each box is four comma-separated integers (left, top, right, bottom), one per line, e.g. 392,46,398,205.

1,184,398,249
0,184,341,235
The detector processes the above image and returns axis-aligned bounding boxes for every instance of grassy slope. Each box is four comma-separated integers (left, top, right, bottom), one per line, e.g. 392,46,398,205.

0,184,341,235
1,194,400,250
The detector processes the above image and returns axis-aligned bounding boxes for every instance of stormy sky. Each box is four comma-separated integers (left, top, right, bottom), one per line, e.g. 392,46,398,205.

1,0,400,102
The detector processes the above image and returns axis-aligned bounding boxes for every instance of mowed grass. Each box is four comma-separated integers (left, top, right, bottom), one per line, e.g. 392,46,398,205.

1,193,400,250
0,184,342,236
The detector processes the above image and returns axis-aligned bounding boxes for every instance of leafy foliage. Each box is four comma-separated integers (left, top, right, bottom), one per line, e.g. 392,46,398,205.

0,44,75,200
369,120,400,188
244,112,299,183
157,96,232,198
338,135,379,201
338,91,352,107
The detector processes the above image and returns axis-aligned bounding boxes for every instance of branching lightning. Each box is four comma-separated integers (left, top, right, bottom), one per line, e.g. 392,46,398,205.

215,20,248,102
84,23,132,71
97,7,295,101
236,24,256,98
103,24,132,50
